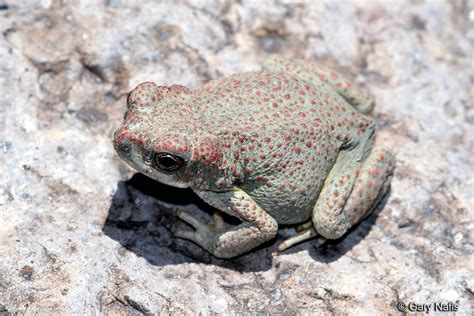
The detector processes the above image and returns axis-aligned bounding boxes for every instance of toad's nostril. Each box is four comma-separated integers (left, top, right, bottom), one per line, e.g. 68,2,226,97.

115,141,131,154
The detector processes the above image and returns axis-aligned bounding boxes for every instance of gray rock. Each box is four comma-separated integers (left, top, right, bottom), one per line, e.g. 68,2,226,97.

0,1,472,314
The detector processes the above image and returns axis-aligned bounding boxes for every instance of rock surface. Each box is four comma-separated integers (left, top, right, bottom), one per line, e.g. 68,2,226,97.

0,0,472,314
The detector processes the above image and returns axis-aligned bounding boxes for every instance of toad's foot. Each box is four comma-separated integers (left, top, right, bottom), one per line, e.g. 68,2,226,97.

174,210,228,255
277,225,326,252
174,189,279,259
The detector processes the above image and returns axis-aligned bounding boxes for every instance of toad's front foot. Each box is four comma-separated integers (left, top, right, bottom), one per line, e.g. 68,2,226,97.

173,210,227,257
173,189,279,259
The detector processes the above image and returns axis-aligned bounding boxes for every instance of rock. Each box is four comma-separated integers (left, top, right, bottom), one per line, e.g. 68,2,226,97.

0,1,472,314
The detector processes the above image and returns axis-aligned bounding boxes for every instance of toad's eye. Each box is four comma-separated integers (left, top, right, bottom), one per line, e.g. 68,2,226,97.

154,152,184,172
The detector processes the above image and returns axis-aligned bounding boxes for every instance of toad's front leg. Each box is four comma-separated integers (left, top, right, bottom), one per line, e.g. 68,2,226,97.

173,189,278,259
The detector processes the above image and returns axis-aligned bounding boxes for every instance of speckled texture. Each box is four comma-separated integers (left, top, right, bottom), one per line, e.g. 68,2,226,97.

114,56,395,258
0,0,473,314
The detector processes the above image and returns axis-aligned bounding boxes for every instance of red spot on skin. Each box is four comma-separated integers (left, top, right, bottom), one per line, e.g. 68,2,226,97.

195,139,223,165
294,147,302,153
372,167,379,176
330,72,337,79
333,191,339,197
284,94,291,99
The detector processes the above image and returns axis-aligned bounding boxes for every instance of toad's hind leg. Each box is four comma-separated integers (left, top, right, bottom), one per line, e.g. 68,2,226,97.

277,146,394,252
264,55,375,114
313,147,395,239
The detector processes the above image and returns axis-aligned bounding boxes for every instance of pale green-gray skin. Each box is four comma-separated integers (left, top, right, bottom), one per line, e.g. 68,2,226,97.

113,55,395,259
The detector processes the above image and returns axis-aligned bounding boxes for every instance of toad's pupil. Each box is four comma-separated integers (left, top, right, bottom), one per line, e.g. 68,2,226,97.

154,153,184,171
159,155,177,168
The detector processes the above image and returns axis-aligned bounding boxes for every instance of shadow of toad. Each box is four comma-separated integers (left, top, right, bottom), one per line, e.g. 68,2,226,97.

103,173,388,271
102,173,275,272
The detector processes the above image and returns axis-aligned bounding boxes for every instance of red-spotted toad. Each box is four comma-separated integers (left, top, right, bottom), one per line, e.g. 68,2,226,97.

113,56,395,259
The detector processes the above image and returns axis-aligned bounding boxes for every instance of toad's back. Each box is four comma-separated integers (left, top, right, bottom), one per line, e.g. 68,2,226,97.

182,71,374,224
191,71,371,137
